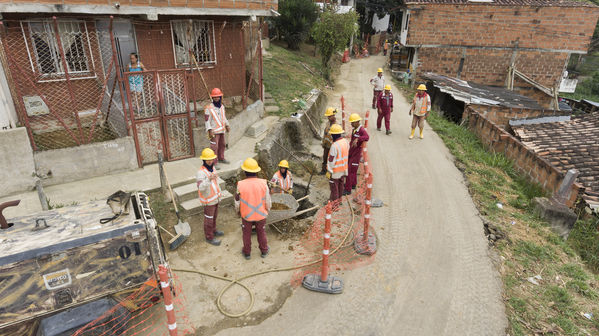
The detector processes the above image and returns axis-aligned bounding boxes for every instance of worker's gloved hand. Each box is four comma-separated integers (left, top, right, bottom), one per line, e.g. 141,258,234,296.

286,189,293,195
225,125,231,133
208,130,214,139
325,172,331,179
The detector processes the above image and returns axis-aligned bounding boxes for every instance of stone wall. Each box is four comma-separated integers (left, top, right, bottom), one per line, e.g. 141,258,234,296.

465,107,584,207
0,128,36,196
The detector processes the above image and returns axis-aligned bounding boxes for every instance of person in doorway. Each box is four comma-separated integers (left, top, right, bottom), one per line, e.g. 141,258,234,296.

383,40,390,56
370,68,385,109
205,88,231,169
196,148,223,246
377,84,394,135
128,53,147,112
271,160,293,194
320,107,337,175
235,158,271,260
343,114,369,195
409,84,431,139
326,124,349,202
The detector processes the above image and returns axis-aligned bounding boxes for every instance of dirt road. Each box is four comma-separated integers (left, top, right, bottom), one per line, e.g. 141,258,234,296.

216,55,507,335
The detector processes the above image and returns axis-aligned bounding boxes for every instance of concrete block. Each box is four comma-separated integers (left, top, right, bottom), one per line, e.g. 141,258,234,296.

264,98,276,106
245,120,267,138
0,127,36,196
533,197,577,239
264,92,273,99
34,137,138,187
265,105,280,113
180,190,234,214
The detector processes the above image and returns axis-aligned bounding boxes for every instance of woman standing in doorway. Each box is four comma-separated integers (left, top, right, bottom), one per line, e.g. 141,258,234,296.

128,53,147,113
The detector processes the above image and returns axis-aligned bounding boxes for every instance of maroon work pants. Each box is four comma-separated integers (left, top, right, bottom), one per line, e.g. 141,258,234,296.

344,154,361,192
329,176,346,201
372,90,382,108
242,218,268,255
209,133,226,164
203,203,219,240
377,110,391,131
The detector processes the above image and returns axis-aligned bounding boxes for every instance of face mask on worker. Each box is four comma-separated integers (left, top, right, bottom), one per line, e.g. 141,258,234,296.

212,97,222,108
203,161,214,172
280,168,287,178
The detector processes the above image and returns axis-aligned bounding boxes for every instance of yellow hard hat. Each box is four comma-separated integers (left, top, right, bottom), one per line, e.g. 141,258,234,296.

394,41,398,45
417,84,427,91
377,68,383,73
278,160,289,168
199,148,217,160
349,113,361,123
241,158,261,173
329,124,344,135
384,85,391,90
324,107,337,117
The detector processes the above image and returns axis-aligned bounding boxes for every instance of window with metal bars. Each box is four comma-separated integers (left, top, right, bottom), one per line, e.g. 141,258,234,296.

27,20,90,76
171,20,216,67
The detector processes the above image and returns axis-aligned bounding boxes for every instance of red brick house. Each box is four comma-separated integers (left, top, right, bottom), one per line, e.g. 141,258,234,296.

396,0,599,108
0,0,276,166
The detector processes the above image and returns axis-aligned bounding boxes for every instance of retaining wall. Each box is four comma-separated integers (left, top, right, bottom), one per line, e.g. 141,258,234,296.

0,128,36,196
34,137,138,187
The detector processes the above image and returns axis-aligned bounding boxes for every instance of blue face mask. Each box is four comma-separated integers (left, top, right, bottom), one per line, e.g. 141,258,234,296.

213,99,222,108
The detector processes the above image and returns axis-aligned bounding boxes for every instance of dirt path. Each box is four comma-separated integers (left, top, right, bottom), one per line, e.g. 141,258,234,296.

215,55,507,335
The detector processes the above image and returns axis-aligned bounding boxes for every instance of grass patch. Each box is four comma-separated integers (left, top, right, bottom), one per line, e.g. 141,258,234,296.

262,42,333,117
422,108,599,335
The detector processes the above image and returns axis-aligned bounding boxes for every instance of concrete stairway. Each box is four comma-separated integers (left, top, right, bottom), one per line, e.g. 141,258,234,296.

263,91,280,114
175,177,234,214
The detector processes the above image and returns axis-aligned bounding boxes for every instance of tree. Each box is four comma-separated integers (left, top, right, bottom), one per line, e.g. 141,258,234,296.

311,9,359,79
274,0,319,50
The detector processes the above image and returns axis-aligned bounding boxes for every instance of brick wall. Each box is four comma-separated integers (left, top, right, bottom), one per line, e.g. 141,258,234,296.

1,0,278,11
415,47,569,89
467,104,569,129
465,106,584,207
406,4,599,52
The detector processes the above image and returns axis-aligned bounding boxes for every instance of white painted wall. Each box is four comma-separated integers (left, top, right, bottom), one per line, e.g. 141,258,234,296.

0,64,17,129
400,10,410,46
372,13,390,33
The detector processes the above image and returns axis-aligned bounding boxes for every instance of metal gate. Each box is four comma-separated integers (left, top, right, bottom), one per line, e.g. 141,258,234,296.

125,70,194,165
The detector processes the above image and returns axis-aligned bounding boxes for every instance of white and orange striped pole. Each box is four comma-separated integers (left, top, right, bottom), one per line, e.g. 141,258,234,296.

363,174,373,241
321,201,332,282
364,109,370,130
158,265,178,336
340,96,346,132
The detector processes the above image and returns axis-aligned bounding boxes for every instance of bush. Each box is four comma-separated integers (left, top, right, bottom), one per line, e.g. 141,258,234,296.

568,217,599,272
274,0,319,50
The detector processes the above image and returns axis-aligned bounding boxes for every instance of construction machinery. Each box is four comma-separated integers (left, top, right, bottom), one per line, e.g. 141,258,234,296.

0,192,168,335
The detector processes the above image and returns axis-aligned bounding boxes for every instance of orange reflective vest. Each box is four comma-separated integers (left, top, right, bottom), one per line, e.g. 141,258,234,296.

331,138,349,174
197,166,221,205
237,178,269,221
205,103,226,133
412,93,430,116
272,171,292,193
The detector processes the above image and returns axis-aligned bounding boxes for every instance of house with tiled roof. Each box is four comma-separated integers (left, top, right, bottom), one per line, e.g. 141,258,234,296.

512,113,599,209
394,0,599,109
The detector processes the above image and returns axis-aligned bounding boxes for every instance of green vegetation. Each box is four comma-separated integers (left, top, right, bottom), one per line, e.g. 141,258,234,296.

311,9,359,79
418,107,599,335
272,0,319,50
263,43,331,117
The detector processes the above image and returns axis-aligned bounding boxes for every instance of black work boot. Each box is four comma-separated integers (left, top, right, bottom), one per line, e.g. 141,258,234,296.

206,238,221,246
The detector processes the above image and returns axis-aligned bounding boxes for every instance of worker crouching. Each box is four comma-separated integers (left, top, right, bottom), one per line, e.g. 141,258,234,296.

344,114,369,195
271,160,293,194
235,158,271,260
197,148,223,246
326,124,349,201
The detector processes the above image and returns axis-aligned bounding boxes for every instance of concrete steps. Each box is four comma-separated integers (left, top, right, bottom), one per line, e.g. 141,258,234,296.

180,190,235,215
263,92,280,114
173,177,227,203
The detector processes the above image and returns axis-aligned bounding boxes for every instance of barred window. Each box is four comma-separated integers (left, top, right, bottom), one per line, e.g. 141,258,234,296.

171,20,216,67
28,20,90,76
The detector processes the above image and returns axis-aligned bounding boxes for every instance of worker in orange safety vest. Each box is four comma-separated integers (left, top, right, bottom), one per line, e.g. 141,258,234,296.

235,158,271,260
205,87,230,169
409,84,431,139
196,148,223,246
326,124,349,201
271,160,293,194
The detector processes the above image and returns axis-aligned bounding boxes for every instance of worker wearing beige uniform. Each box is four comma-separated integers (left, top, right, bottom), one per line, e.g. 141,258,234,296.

409,84,431,139
196,148,223,246
205,88,231,169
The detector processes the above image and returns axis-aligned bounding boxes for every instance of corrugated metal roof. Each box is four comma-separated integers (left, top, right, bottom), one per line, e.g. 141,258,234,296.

403,0,597,7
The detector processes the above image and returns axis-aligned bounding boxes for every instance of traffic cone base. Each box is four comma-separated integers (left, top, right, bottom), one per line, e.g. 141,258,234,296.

302,273,344,294
354,231,377,255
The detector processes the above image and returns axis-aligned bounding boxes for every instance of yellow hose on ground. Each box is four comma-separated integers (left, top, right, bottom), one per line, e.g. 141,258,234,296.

172,196,357,318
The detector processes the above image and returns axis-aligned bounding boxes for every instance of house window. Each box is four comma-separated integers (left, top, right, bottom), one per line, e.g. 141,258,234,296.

28,20,90,76
171,20,216,67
